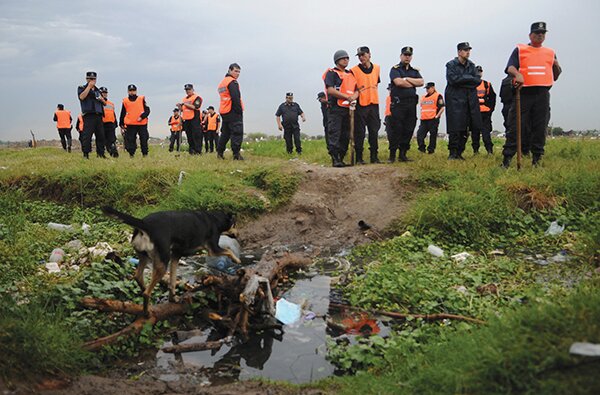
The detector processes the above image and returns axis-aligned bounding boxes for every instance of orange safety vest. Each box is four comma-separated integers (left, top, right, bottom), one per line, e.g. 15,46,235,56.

324,68,357,108
384,95,391,117
77,114,84,132
351,63,380,106
476,81,491,112
55,110,71,128
169,115,182,132
420,92,441,120
122,96,148,126
102,100,116,123
181,94,201,121
517,44,555,87
218,76,244,115
206,113,219,131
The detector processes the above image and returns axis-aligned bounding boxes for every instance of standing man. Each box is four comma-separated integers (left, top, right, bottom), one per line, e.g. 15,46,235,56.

53,104,73,152
179,84,203,155
168,108,183,152
317,92,330,153
472,66,496,154
275,92,306,155
323,50,358,167
445,42,482,160
501,22,561,167
205,106,220,153
217,63,244,160
119,84,150,158
77,71,106,159
416,82,445,154
388,46,424,163
351,46,381,164
100,87,119,157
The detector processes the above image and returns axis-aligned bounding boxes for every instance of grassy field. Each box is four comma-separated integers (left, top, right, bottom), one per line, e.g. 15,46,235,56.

1,137,599,393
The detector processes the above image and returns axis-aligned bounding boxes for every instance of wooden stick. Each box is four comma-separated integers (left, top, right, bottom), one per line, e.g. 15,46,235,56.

516,87,522,170
161,337,231,354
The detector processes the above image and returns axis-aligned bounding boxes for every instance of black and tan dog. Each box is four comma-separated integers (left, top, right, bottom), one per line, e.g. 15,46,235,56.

102,206,240,316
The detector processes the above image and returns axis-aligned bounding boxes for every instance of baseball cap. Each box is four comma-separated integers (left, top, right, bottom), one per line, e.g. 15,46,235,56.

127,84,137,91
457,42,472,51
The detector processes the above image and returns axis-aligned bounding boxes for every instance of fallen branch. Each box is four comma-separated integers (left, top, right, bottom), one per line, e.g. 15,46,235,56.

161,336,232,354
329,303,486,325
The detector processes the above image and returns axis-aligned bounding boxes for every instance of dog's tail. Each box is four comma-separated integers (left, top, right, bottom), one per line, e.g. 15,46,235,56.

101,206,147,231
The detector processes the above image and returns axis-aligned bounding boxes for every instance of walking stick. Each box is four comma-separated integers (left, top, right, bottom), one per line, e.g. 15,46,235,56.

349,100,356,166
515,87,522,170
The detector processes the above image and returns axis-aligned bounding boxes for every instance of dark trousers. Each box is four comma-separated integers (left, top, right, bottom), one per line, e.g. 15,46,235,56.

326,106,350,158
322,111,331,155
355,104,380,159
124,124,149,156
217,119,244,155
103,122,118,156
283,123,302,153
448,130,469,155
204,131,217,152
416,118,440,153
81,113,105,155
169,132,181,151
389,99,417,153
471,111,493,152
502,89,550,158
57,128,72,151
183,119,202,154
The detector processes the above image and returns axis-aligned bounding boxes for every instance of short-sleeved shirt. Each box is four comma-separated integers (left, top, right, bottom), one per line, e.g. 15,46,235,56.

77,84,104,115
275,102,304,125
505,44,558,92
389,64,422,99
324,68,352,109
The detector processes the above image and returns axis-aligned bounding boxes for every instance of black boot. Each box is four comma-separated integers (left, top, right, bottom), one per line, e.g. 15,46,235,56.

356,151,366,165
532,154,542,167
399,149,412,162
83,152,89,159
332,154,344,168
370,152,381,164
388,150,396,163
448,149,458,160
473,148,479,155
501,155,511,168
486,147,493,155
233,153,244,161
217,151,225,160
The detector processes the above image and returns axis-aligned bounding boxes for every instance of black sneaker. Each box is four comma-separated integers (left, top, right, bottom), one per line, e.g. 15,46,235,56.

501,156,511,168
217,152,225,159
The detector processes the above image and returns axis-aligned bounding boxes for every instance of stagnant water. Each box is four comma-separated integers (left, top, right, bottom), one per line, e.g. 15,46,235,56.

144,255,390,386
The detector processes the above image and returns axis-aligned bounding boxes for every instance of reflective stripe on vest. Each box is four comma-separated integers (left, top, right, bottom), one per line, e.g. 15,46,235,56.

102,100,116,123
420,92,441,120
218,76,244,115
476,81,491,112
517,44,555,87
123,96,148,126
351,63,380,106
385,95,391,117
169,115,182,132
181,94,200,121
207,113,219,130
327,68,357,108
55,110,71,128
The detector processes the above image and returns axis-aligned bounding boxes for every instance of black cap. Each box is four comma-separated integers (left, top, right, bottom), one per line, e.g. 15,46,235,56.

457,42,472,51
530,21,547,33
57,104,64,109
356,46,370,56
208,106,214,110
401,46,413,55
476,65,483,72
317,92,325,99
184,83,193,90
286,92,293,97
425,82,435,89
99,86,108,93
127,84,137,91
86,71,97,78
173,108,179,112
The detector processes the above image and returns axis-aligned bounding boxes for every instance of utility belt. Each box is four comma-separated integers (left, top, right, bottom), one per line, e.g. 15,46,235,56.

391,95,418,106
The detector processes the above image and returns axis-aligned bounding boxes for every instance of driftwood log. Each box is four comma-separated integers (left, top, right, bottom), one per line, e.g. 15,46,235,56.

81,252,312,351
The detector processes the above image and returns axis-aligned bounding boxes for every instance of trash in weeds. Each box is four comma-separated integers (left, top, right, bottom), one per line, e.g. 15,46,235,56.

81,223,91,235
48,248,65,263
451,252,472,262
401,231,412,237
45,262,60,273
454,285,468,295
88,242,113,258
569,342,600,357
47,222,74,232
304,311,316,321
545,221,565,236
128,257,139,266
205,256,240,275
427,244,444,257
65,240,84,251
357,220,372,230
549,251,569,263
489,250,505,255
178,170,187,185
275,298,301,325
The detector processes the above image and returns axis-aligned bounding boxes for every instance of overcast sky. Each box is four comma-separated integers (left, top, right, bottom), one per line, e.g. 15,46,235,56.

1,0,599,141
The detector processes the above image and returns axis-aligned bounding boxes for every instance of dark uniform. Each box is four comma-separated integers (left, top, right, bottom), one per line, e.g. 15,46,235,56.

53,105,73,152
444,43,482,159
217,64,244,160
119,84,151,157
77,71,105,158
100,88,119,157
472,71,496,154
275,98,304,154
388,48,422,162
181,88,203,155
416,84,445,154
324,69,352,164
317,92,330,153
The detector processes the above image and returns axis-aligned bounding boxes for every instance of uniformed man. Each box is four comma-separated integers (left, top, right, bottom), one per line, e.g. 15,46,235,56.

416,82,445,154
472,66,496,154
317,92,330,153
204,106,220,153
100,87,119,157
275,92,306,155
501,22,561,167
119,84,150,157
168,108,183,152
77,71,106,159
444,42,482,160
388,46,424,162
179,83,203,155
217,63,244,160
53,104,73,152
323,50,358,167
351,46,382,164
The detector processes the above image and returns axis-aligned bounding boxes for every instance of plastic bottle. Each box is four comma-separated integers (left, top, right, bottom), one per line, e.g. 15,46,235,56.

49,248,65,263
427,244,444,257
47,222,74,232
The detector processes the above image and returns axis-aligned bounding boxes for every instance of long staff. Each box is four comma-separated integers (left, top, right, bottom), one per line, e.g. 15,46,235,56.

515,87,522,170
349,101,356,166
